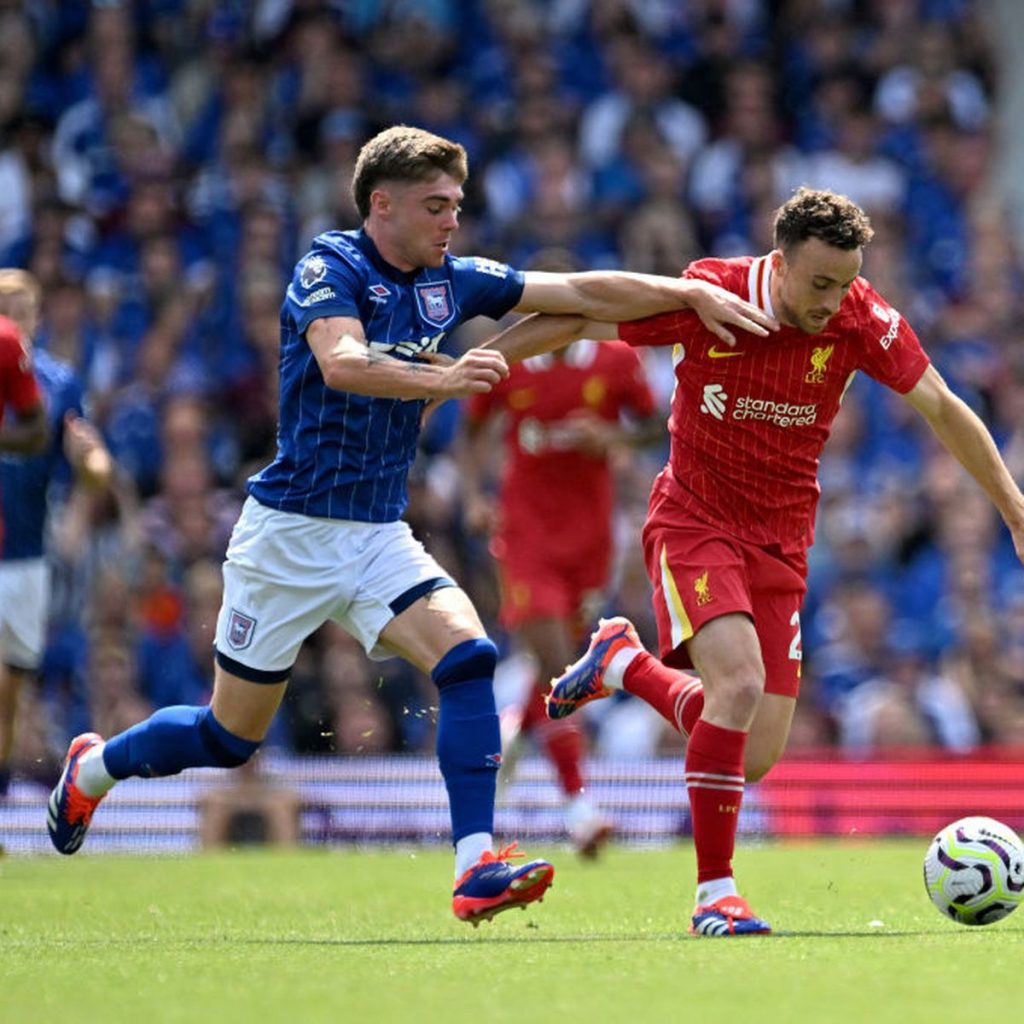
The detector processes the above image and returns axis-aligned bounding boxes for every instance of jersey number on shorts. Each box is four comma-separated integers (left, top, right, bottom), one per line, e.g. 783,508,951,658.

788,611,802,662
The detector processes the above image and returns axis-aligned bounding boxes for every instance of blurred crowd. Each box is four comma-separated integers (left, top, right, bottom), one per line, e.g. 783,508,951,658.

3,0,1024,783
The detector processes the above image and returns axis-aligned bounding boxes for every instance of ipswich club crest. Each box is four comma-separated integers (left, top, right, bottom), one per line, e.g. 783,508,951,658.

226,608,256,651
415,281,457,328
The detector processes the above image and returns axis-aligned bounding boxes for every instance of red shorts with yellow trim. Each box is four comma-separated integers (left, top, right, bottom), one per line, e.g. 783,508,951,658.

494,543,610,631
641,495,807,698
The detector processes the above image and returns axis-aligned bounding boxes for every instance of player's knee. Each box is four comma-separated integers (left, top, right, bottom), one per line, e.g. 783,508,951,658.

744,750,781,783
433,639,501,774
717,672,763,725
432,637,499,689
199,707,261,768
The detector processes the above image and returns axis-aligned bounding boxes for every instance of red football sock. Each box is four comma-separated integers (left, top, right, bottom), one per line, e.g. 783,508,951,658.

521,679,585,795
685,719,747,883
520,681,548,732
623,652,705,736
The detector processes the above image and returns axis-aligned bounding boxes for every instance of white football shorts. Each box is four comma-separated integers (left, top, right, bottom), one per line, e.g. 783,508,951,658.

0,558,50,670
215,497,455,677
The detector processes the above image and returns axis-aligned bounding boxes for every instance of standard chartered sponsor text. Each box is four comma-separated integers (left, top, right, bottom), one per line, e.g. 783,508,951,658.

732,396,818,427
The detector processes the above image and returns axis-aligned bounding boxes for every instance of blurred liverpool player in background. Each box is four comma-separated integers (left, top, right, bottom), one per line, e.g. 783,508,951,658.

0,270,112,800
0,272,48,805
460,252,661,857
485,187,1024,935
45,125,775,923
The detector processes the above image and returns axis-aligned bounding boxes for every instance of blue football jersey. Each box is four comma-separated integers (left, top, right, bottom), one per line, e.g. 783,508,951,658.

248,229,525,522
0,349,84,560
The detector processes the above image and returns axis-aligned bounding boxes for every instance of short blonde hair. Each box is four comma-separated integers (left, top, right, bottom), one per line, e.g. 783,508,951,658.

0,268,42,310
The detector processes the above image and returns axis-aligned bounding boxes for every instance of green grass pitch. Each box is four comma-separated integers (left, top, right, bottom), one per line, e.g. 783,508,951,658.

3,840,1022,1024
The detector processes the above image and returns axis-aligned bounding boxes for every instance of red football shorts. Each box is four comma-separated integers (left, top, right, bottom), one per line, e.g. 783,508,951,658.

494,537,610,631
641,497,807,698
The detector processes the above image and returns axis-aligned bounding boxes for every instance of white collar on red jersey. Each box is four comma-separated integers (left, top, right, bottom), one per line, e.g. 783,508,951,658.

747,254,776,318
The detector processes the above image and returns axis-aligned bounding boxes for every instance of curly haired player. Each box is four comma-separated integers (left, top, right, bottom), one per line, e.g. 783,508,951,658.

483,188,1024,935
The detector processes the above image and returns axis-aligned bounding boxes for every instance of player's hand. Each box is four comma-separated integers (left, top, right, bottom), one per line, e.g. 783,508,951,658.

462,491,496,535
683,280,779,347
427,347,509,398
63,412,104,465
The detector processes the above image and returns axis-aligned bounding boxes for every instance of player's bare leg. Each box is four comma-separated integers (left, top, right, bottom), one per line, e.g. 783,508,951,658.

209,671,289,741
380,587,554,924
744,693,796,782
0,666,26,797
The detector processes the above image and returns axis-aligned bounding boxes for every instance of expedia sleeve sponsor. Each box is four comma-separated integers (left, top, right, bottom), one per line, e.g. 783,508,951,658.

733,396,818,427
878,308,901,351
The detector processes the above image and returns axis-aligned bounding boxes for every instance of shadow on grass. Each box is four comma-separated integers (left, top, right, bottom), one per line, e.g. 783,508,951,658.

3,928,959,950
239,928,936,947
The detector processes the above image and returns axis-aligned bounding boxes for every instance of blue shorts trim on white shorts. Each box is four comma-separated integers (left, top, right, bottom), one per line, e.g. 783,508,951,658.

214,497,456,684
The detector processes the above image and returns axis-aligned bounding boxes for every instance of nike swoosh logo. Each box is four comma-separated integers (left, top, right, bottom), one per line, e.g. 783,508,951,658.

708,345,744,359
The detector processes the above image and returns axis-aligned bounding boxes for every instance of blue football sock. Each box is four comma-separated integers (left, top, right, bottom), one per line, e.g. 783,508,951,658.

102,705,261,780
433,638,501,844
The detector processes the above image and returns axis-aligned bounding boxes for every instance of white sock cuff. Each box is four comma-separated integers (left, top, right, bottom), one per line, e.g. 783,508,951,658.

695,876,738,906
75,744,116,798
454,832,493,879
605,646,640,689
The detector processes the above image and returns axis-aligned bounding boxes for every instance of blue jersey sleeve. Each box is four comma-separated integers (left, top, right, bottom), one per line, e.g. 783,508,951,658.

283,239,365,336
448,256,525,321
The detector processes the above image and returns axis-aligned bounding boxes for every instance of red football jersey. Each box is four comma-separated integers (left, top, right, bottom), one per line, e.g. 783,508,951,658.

465,339,656,562
618,255,930,554
0,314,41,422
0,314,43,548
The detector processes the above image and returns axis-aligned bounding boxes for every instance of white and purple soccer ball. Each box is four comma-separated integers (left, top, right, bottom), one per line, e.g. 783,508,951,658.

923,816,1024,926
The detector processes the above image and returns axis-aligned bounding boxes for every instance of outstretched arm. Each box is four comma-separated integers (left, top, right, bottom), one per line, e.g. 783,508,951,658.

454,413,501,536
904,364,1024,560
480,314,613,364
307,315,509,399
515,271,778,346
63,413,113,491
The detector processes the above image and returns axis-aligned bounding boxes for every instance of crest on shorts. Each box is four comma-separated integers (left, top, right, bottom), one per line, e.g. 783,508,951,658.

415,282,456,328
227,608,257,650
694,571,712,607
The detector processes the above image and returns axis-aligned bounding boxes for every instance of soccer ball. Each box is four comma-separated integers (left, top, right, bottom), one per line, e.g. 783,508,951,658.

923,816,1024,926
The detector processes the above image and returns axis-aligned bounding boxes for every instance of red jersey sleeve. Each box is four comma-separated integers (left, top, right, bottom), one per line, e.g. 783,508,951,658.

618,309,697,349
852,283,930,394
0,317,42,413
618,258,732,349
